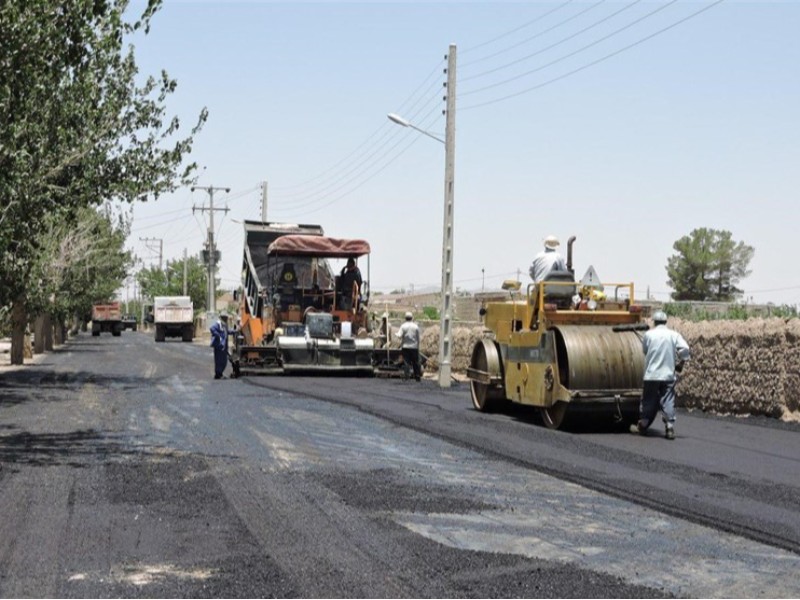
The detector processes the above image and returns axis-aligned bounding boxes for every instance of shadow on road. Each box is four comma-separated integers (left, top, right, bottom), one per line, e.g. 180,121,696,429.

0,428,142,470
0,368,162,408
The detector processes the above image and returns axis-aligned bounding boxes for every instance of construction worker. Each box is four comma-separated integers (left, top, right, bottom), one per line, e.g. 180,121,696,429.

631,310,691,440
396,311,421,381
210,313,229,380
339,258,362,311
529,235,567,283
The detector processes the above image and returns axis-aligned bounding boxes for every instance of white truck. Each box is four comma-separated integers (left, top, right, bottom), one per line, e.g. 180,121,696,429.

153,296,194,342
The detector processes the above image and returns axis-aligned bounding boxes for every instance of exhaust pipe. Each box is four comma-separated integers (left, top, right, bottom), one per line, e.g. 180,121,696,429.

567,236,576,276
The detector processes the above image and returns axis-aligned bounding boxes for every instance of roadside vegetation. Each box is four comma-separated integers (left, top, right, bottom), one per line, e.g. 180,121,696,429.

0,0,206,364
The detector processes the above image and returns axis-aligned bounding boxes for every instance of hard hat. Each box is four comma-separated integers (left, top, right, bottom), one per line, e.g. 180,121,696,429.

544,235,560,249
652,310,668,323
405,311,413,320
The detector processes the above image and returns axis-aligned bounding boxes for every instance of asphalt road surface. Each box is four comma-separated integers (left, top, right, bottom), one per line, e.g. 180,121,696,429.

0,331,798,598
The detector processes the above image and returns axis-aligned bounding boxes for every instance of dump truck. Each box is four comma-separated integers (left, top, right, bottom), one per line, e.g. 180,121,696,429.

153,296,194,342
467,237,646,429
91,302,123,337
231,220,401,376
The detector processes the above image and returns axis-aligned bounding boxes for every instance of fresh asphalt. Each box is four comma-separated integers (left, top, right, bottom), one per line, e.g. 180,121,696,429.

0,331,798,598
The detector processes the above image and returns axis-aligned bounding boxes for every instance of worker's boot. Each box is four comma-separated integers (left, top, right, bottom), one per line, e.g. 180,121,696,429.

665,425,675,440
629,422,645,435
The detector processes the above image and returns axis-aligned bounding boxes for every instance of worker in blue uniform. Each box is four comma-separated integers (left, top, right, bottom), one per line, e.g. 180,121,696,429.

210,313,229,379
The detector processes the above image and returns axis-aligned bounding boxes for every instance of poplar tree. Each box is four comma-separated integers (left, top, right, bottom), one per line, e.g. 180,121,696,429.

0,0,206,363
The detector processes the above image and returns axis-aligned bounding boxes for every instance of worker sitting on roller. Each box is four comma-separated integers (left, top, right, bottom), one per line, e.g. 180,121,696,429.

529,235,567,283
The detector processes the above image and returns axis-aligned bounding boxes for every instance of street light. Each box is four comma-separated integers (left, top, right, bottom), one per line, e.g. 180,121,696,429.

387,43,457,388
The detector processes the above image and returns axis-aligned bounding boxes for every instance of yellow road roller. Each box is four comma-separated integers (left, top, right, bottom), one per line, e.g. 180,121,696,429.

467,246,647,429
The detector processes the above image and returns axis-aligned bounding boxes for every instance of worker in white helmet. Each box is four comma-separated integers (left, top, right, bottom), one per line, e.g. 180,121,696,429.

529,235,567,283
631,310,691,440
396,311,421,381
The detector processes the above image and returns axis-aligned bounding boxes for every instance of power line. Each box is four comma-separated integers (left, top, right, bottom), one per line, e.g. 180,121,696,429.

461,0,643,84
461,0,679,98
269,90,444,209
270,107,443,219
461,0,608,72
462,0,726,111
270,59,445,195
461,0,577,56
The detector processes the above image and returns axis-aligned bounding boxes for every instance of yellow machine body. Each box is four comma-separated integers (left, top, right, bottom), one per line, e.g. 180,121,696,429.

468,280,646,428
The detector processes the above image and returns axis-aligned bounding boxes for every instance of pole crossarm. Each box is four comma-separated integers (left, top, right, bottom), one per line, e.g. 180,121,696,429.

191,185,231,314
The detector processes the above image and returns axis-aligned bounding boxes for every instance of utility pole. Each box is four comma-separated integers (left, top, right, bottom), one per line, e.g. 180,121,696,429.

192,185,230,314
438,43,457,388
139,237,163,270
183,248,188,296
261,181,268,222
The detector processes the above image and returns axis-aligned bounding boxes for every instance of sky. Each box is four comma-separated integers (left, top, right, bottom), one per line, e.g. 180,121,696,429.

123,0,800,306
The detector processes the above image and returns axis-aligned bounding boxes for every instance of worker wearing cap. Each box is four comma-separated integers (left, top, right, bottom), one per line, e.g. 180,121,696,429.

396,311,421,382
631,310,691,440
529,235,567,283
210,313,229,380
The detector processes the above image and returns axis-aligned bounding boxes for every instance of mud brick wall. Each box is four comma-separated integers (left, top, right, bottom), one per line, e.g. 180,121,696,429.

419,318,800,420
672,318,800,419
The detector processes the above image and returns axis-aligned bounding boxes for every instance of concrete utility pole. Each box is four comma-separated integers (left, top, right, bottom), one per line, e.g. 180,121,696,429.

261,181,268,222
192,185,230,314
139,237,163,270
438,43,457,388
183,248,188,296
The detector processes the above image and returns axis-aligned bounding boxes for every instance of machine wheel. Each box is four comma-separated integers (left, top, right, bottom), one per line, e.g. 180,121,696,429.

155,325,165,342
540,401,569,430
469,339,505,412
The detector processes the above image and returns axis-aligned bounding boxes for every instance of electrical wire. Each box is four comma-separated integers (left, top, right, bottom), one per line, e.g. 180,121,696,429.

270,108,443,219
462,0,725,110
461,0,577,56
270,59,445,194
462,0,644,84
461,0,679,98
461,0,608,71
268,88,444,209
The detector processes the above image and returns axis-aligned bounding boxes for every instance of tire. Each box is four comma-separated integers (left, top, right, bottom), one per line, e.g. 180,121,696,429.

469,339,506,412
182,324,193,342
155,325,165,342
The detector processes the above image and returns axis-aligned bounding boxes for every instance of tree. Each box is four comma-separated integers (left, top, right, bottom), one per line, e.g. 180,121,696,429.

137,255,210,312
666,228,754,301
0,1,206,364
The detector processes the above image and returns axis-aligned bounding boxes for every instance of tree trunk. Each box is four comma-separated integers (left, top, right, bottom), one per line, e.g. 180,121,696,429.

34,314,46,354
54,319,66,345
10,295,27,366
44,313,54,351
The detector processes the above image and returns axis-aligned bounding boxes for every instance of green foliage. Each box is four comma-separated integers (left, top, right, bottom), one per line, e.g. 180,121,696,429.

137,255,209,312
0,0,206,314
662,301,798,322
422,306,439,320
665,228,754,302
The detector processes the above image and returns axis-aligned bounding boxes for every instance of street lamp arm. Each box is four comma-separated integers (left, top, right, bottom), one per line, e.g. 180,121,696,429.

386,113,444,144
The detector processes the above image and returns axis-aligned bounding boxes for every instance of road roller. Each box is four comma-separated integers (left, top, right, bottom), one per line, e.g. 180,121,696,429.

467,241,646,429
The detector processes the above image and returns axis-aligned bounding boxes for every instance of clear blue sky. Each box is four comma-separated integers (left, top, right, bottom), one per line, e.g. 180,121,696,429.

125,1,800,306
